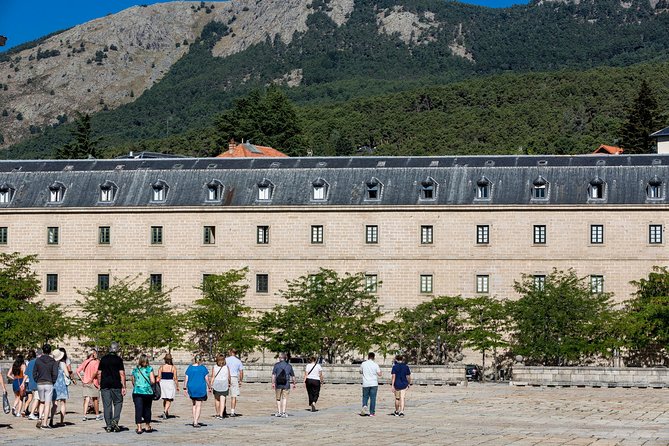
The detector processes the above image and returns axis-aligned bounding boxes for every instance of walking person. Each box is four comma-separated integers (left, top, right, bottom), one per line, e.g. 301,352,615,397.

225,349,243,417
26,348,43,420
390,354,412,417
51,348,71,426
156,353,178,419
130,354,155,434
33,344,59,429
22,350,37,417
183,354,209,428
98,341,126,433
210,354,231,420
360,352,382,417
271,353,295,418
6,354,26,417
76,348,101,421
303,356,324,412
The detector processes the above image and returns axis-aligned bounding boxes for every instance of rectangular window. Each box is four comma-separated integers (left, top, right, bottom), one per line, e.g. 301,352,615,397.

313,186,325,200
0,227,7,245
257,226,269,244
150,274,162,291
649,224,663,244
421,225,433,244
533,225,546,244
590,224,604,244
98,226,110,245
46,274,58,293
476,275,489,294
100,188,114,202
590,275,604,294
203,226,216,245
533,275,546,291
151,226,163,245
533,185,546,199
47,226,59,245
258,187,270,200
311,225,324,244
365,225,378,244
152,188,165,202
477,184,489,199
365,274,378,293
476,225,489,245
420,274,433,293
97,274,110,291
0,191,10,204
256,274,269,293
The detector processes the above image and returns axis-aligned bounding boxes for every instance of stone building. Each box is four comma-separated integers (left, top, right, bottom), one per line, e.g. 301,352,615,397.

0,154,666,317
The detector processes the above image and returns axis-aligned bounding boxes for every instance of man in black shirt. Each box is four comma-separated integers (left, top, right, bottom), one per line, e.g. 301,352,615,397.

97,341,126,432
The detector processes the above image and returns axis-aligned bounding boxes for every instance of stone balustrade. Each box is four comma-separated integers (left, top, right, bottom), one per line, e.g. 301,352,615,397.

511,365,669,388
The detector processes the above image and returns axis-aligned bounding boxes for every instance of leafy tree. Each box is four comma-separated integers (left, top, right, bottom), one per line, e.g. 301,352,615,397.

0,252,74,354
619,80,663,154
263,269,383,363
510,269,617,366
56,112,101,159
187,268,257,358
621,266,669,366
76,275,184,358
391,296,468,365
463,295,510,380
215,86,307,156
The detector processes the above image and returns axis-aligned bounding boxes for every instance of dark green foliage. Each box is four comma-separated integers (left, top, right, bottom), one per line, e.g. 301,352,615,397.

463,295,510,379
619,80,664,154
15,113,22,121
510,269,618,366
36,48,60,60
1,109,7,117
56,112,100,159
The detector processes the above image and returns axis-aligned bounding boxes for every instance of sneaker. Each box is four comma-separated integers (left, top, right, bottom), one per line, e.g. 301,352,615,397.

399,412,405,417
229,412,237,417
40,424,53,429
273,412,282,417
111,422,121,432
311,404,316,412
360,405,368,416
104,426,113,433
28,414,39,420
394,411,399,417
281,413,288,418
369,413,376,417
95,415,104,421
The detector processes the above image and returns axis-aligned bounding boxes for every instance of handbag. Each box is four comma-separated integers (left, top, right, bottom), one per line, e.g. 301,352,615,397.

2,391,10,414
139,368,161,401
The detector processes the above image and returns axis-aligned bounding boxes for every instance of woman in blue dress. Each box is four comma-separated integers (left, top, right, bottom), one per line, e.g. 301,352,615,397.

51,348,70,426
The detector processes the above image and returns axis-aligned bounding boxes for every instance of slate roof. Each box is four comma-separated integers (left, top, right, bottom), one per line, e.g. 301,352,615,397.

0,155,667,208
651,126,669,138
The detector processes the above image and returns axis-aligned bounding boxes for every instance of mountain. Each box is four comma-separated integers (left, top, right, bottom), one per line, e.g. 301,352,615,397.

1,0,669,157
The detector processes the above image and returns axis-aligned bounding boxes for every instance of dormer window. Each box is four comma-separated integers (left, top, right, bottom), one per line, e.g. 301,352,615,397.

647,176,663,199
99,180,117,203
589,177,605,200
48,182,66,203
0,183,15,204
532,176,548,200
257,179,274,201
312,178,328,201
206,179,223,202
476,177,490,200
420,178,436,200
365,178,381,200
151,180,168,202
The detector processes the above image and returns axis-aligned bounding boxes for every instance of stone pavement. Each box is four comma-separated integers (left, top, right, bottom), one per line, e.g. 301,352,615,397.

1,382,667,445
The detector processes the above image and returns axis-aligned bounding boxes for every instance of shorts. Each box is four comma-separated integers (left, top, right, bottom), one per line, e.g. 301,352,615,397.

82,383,99,398
37,383,54,404
394,388,407,400
229,376,240,397
190,395,208,402
213,389,229,397
32,390,40,401
275,388,290,401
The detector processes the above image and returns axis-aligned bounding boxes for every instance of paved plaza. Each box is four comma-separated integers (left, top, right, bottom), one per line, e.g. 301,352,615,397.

1,382,667,445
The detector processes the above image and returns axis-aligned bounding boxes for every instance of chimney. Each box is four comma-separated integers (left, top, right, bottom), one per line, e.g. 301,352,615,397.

228,138,236,153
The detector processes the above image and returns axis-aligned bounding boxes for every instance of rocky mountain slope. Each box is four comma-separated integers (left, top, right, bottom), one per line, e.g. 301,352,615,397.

1,0,668,155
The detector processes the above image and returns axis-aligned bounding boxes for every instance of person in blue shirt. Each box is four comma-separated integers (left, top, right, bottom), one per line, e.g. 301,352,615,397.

390,355,412,417
183,355,210,428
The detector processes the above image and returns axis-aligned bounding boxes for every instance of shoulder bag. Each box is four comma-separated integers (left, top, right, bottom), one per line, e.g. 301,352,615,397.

139,368,161,401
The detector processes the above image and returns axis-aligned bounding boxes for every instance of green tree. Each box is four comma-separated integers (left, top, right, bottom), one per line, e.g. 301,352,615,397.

619,80,663,154
463,295,510,380
0,252,74,354
187,268,257,358
510,269,617,366
56,112,101,159
622,266,669,366
391,296,468,365
263,269,383,363
76,275,184,357
215,86,306,156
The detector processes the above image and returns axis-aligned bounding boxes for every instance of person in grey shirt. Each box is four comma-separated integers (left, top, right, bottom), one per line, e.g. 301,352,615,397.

271,353,295,418
33,344,59,429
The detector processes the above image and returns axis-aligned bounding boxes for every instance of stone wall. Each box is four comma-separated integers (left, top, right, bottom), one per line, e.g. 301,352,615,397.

511,365,669,388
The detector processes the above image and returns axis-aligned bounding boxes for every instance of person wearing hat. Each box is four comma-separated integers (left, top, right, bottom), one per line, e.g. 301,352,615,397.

33,344,59,429
51,348,70,426
76,348,102,421
156,353,179,419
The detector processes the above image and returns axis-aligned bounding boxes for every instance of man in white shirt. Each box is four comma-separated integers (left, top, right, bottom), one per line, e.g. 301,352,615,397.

225,349,244,417
359,352,382,416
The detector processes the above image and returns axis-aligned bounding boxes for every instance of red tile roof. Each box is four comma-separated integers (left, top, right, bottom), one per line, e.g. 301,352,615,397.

593,145,624,155
216,140,289,158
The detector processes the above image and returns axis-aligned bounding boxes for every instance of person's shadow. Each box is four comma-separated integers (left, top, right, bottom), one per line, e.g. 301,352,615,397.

0,423,13,429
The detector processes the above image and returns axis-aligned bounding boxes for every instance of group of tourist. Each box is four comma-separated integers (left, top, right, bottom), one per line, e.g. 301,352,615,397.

1,343,413,433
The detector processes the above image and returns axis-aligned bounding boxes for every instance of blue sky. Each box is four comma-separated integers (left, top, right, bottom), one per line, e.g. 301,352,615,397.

0,0,528,50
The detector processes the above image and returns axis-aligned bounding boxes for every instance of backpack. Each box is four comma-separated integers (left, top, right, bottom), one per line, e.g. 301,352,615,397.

276,367,287,386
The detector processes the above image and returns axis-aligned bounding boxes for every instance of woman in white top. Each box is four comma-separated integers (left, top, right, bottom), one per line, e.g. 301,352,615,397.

303,356,324,412
209,354,231,420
